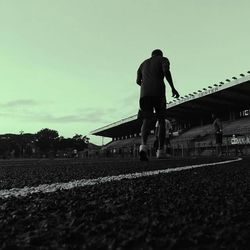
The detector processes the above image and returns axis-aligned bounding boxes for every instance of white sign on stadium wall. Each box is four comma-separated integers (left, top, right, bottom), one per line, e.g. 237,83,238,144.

239,109,250,117
231,135,250,145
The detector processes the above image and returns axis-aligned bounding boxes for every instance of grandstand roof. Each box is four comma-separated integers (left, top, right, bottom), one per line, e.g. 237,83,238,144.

91,74,250,138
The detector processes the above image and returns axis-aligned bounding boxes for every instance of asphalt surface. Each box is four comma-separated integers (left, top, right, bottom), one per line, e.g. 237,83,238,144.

0,157,249,249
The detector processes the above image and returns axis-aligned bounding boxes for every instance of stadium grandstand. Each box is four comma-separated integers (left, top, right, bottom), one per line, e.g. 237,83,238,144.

91,72,250,157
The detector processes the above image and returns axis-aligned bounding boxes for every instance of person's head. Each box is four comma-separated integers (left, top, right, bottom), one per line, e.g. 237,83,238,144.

212,112,221,120
151,49,163,57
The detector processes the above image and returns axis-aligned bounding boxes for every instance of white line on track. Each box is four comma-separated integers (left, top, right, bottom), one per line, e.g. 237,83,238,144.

0,158,242,199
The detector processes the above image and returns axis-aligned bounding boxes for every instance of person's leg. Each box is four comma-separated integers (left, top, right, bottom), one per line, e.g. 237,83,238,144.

141,118,151,146
218,143,222,156
165,138,171,155
154,123,159,150
154,96,167,158
156,118,166,158
138,97,153,161
157,118,165,150
217,133,223,156
139,118,151,161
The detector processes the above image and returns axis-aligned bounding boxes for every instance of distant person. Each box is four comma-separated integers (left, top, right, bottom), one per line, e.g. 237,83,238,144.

136,49,179,161
155,118,173,156
212,113,223,157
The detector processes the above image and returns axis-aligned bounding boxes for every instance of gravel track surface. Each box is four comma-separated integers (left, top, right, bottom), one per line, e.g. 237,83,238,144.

0,157,237,190
0,157,249,249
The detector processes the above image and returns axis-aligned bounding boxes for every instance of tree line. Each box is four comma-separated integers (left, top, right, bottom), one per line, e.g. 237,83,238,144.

0,128,89,159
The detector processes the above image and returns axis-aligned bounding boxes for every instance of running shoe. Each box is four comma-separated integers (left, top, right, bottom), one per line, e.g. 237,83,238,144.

139,145,148,161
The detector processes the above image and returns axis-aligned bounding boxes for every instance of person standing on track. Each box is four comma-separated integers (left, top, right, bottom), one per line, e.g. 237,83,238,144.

136,49,179,161
212,113,223,157
155,118,173,156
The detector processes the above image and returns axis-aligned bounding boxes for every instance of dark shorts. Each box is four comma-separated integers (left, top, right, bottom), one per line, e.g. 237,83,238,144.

137,96,167,119
215,132,223,144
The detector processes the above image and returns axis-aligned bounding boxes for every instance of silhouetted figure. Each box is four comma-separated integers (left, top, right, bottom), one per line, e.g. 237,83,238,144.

155,118,173,156
136,49,179,161
212,113,223,157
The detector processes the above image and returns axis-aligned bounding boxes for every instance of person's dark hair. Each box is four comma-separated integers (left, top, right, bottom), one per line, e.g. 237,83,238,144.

212,112,221,120
151,49,163,57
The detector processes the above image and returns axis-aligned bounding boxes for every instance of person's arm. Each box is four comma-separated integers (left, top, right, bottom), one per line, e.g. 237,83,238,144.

136,64,142,86
169,121,173,132
212,119,217,131
219,119,223,131
162,58,179,98
212,119,216,128
155,121,159,137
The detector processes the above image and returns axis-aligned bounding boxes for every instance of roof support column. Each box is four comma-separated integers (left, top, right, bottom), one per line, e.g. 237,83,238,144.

229,111,236,121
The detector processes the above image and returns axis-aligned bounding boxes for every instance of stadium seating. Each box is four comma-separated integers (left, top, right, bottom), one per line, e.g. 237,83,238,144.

223,116,250,135
172,124,213,142
100,116,250,158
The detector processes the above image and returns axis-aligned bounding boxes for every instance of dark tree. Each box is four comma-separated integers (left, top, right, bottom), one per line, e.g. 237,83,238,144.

35,128,59,156
72,134,89,151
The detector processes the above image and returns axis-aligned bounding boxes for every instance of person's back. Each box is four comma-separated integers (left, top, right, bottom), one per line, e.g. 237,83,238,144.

138,55,170,98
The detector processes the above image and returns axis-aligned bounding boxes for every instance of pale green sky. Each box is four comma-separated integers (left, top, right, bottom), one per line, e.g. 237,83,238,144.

0,0,249,145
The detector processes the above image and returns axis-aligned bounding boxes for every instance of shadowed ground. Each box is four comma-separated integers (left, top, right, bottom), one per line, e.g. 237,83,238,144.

0,157,249,249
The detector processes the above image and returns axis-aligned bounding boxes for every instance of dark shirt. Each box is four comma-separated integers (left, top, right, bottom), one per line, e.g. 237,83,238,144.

137,55,170,98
